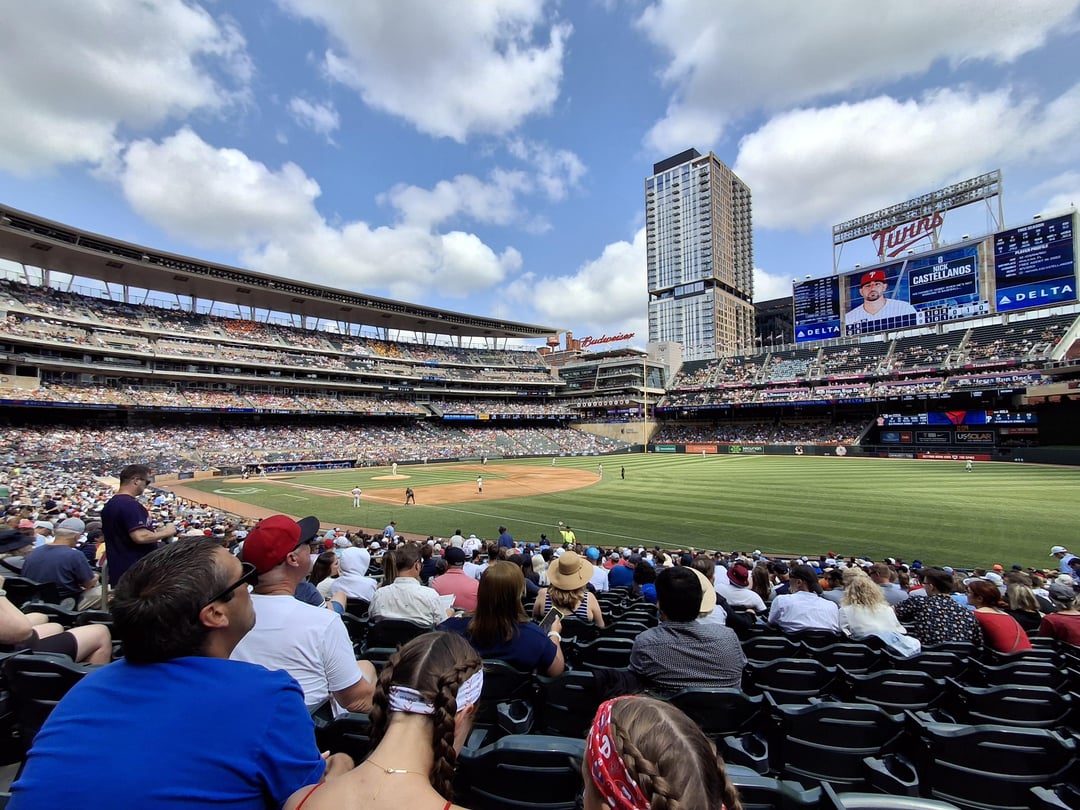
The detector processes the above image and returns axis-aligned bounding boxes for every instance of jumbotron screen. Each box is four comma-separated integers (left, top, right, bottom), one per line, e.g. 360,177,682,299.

842,245,988,337
994,213,1076,313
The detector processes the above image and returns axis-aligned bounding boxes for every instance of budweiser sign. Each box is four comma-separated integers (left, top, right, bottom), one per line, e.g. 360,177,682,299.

579,332,635,349
871,212,943,258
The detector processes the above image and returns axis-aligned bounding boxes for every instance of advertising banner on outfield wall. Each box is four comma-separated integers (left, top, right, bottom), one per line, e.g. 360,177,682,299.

685,443,718,454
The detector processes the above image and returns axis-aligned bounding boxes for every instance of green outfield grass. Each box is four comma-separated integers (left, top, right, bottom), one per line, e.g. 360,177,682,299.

180,454,1079,569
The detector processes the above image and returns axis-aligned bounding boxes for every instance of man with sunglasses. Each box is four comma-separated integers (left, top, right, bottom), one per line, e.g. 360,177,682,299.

100,464,178,585
9,538,352,808
231,514,376,715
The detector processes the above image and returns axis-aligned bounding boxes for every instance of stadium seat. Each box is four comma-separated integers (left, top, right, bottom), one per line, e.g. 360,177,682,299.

344,597,370,618
475,659,535,733
743,658,837,703
340,613,368,653
819,782,962,810
943,679,1072,730
572,637,634,672
310,700,373,763
742,635,802,664
809,642,881,675
1030,783,1080,810
664,688,768,773
3,652,101,758
1,577,63,609
920,641,977,659
896,720,1077,810
534,670,602,738
603,620,651,640
362,619,434,651
724,764,821,810
766,699,905,789
879,650,968,681
454,734,584,810
786,629,842,650
969,659,1068,690
840,669,944,713
556,615,599,644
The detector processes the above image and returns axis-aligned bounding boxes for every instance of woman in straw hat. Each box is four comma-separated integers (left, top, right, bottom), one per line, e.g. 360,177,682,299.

532,550,605,627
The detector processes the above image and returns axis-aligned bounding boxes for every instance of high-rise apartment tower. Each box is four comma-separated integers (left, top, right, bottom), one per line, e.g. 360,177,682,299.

646,149,754,361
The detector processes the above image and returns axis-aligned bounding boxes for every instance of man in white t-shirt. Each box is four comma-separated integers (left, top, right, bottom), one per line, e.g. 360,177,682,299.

846,270,916,325
231,514,376,715
351,486,362,508
715,561,767,614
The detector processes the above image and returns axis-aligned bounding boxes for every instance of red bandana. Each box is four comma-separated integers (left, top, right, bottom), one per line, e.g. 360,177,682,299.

586,697,650,810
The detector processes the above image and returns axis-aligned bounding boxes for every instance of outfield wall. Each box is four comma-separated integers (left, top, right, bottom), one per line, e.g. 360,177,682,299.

648,442,1080,465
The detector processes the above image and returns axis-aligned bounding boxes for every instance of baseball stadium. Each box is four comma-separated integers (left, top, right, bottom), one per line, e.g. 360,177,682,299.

3,198,1080,807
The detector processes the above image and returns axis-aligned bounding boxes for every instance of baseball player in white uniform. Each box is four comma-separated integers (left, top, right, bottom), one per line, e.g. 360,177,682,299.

846,269,917,325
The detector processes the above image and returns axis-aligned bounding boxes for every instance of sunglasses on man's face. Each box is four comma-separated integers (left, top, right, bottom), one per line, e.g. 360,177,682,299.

204,562,258,607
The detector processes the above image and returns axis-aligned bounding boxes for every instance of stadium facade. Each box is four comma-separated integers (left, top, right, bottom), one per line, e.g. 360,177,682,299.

646,149,755,363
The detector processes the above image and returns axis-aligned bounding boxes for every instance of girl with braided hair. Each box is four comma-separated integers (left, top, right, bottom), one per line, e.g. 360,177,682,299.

284,631,483,810
582,696,743,810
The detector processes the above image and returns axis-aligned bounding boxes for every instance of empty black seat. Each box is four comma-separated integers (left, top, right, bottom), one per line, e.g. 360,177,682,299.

573,637,634,672
3,652,100,756
743,658,837,703
810,642,881,675
902,720,1076,810
363,619,434,651
768,700,904,789
841,669,944,713
742,635,801,664
944,679,1072,730
534,670,602,738
454,734,584,810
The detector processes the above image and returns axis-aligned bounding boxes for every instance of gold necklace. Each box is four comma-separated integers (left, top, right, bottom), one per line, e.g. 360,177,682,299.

366,757,426,776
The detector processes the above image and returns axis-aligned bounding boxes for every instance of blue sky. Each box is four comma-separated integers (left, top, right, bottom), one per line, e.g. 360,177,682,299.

1,1,1078,348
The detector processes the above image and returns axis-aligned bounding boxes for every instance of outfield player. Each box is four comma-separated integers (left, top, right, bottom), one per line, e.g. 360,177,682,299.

846,270,916,325
965,460,973,472
351,486,362,507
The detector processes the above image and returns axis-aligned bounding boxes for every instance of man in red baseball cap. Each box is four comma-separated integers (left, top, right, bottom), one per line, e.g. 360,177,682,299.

846,268,916,326
231,514,376,715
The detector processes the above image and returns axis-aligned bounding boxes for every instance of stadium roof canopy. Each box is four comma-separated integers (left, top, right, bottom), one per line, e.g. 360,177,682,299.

0,204,559,340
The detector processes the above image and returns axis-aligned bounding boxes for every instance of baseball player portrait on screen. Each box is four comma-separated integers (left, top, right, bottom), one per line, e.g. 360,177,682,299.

846,269,917,325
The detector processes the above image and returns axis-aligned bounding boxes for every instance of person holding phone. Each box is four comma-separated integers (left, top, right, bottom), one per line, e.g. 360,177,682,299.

439,561,565,676
532,551,605,628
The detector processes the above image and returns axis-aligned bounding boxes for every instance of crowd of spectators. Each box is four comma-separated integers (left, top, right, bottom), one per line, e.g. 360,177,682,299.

652,420,864,445
0,422,631,475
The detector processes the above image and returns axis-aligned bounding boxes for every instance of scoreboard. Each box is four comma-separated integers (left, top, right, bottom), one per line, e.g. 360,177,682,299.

793,277,841,343
994,214,1076,312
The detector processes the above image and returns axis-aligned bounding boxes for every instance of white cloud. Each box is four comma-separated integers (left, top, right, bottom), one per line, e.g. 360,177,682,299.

506,139,587,200
117,128,517,300
637,0,1080,153
733,84,1080,231
120,128,321,250
382,170,532,230
753,267,793,302
0,0,251,175
288,97,341,139
277,0,571,141
1031,171,1080,217
504,228,647,338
